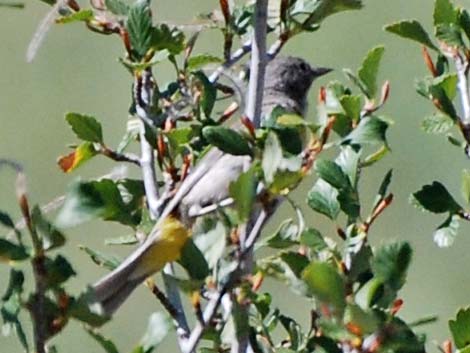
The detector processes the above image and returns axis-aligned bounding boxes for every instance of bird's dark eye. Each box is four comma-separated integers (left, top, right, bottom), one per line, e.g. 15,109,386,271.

299,62,309,72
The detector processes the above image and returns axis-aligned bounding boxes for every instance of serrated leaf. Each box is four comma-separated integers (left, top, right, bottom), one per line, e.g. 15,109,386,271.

421,114,454,134
56,9,93,24
202,126,251,156
385,20,438,51
150,24,185,55
335,146,360,187
436,23,464,47
229,167,257,221
433,214,460,247
358,46,385,98
186,54,222,72
56,179,137,227
412,181,462,214
314,159,351,191
450,308,470,349
105,0,129,15
371,242,412,291
307,179,340,220
342,116,388,145
372,169,393,209
302,262,346,314
434,0,458,25
85,328,120,353
66,113,103,143
292,0,362,27
126,0,153,61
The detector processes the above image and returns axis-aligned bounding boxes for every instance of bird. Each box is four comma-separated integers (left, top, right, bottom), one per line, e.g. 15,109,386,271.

90,56,332,316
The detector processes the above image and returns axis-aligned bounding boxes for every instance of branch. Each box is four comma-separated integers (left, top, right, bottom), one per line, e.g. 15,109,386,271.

99,145,141,166
244,0,268,127
134,70,160,218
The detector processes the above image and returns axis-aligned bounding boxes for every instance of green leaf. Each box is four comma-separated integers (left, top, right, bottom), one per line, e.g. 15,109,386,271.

193,71,217,118
58,141,98,173
336,146,360,187
186,54,222,72
56,9,93,24
358,46,385,98
56,179,137,227
372,169,393,209
85,328,120,353
462,169,470,204
434,0,458,25
0,239,29,262
449,308,470,349
263,219,299,249
229,167,257,221
300,228,328,252
126,0,153,61
105,0,129,15
307,180,340,220
79,246,121,270
150,24,185,55
66,113,103,143
134,312,172,353
459,9,470,41
31,206,66,251
421,113,454,134
385,20,438,51
342,116,388,146
429,84,458,120
433,214,460,247
193,221,227,270
314,159,351,191
0,211,15,229
1,269,28,351
179,238,210,279
262,131,283,184
339,95,362,122
302,262,346,314
371,241,412,291
436,23,464,47
412,181,462,214
202,126,251,156
355,278,384,309
44,255,76,287
165,127,194,154
344,304,378,334
292,0,363,27
343,69,369,96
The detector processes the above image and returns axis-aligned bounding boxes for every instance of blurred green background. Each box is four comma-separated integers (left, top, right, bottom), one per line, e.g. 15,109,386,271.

2,0,470,352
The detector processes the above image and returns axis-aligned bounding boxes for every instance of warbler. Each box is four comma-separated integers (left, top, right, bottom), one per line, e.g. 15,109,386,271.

91,56,332,316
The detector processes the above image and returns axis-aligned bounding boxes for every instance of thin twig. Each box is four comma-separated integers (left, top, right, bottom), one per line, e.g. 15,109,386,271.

99,146,141,166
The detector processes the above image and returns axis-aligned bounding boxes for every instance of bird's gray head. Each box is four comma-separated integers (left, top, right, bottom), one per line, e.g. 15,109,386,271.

265,56,332,103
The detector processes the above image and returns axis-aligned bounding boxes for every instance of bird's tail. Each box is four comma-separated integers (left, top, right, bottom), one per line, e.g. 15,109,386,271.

91,216,190,317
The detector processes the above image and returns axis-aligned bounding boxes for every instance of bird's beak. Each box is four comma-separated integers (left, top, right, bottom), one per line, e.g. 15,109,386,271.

312,67,333,77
